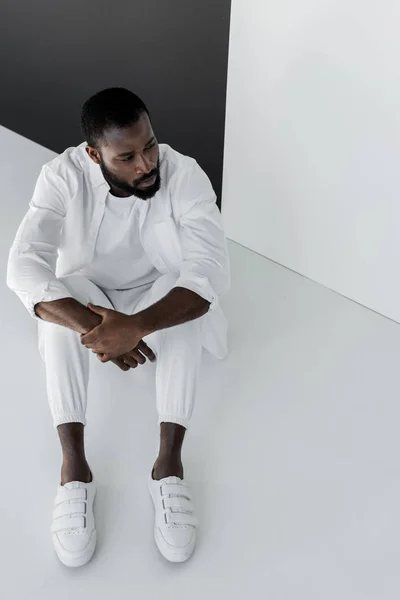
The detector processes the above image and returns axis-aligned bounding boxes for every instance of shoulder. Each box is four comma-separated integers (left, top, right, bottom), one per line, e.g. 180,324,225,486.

159,143,197,181
160,144,215,204
41,141,88,193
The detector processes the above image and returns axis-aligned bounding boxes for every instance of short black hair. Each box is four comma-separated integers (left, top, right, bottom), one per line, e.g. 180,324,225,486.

80,87,150,149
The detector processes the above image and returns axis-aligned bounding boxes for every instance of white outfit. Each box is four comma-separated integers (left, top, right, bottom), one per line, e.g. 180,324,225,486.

6,143,230,430
81,190,161,290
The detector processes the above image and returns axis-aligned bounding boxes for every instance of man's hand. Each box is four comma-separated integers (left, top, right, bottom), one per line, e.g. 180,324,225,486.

80,303,147,360
97,340,156,371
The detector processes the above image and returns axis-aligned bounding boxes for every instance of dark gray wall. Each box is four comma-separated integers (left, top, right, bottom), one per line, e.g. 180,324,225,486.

0,0,231,207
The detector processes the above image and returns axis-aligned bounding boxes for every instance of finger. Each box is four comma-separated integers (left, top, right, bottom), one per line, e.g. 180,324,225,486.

96,352,125,371
111,357,130,371
96,353,108,363
137,340,156,362
84,340,99,349
121,354,138,369
81,329,98,345
130,349,146,365
90,345,104,354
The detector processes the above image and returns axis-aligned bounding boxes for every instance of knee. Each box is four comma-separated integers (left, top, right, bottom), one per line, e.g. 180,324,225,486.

58,273,113,310
151,273,178,299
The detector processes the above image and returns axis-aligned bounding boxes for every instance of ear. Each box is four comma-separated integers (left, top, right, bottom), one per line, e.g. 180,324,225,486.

85,146,101,165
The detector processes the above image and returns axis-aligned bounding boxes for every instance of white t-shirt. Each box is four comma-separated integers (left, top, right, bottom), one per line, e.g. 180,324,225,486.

80,191,160,290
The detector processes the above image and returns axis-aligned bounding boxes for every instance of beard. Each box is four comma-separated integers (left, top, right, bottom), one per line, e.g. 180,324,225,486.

99,155,161,200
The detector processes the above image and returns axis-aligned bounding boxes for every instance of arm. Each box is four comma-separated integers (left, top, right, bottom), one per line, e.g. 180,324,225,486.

6,165,105,335
135,161,229,334
173,161,230,310
133,287,210,336
6,164,75,319
34,297,102,334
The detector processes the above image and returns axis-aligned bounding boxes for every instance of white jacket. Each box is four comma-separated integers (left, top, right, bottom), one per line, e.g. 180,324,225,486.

6,142,230,358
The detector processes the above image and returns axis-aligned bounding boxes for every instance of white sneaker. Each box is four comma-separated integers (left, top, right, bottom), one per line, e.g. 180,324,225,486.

148,474,198,562
51,480,97,568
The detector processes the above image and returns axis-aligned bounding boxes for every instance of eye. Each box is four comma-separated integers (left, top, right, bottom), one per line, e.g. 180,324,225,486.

119,141,156,162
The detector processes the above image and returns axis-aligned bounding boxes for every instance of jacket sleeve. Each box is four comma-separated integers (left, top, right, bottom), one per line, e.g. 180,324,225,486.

174,160,230,312
6,164,74,319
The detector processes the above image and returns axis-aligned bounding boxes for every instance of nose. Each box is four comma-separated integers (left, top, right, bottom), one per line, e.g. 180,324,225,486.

135,153,154,176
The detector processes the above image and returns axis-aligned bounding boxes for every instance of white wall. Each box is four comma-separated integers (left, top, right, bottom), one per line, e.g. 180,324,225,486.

222,0,400,322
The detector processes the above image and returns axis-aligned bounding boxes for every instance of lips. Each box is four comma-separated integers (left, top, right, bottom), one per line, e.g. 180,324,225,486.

137,173,156,188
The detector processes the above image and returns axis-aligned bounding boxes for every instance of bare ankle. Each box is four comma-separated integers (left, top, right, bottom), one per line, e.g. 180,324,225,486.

61,459,92,485
57,423,91,484
153,455,183,480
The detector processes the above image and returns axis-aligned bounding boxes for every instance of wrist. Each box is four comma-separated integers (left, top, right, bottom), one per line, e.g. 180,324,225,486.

130,310,155,338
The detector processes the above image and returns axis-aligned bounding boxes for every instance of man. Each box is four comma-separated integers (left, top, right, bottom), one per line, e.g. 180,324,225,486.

6,87,230,567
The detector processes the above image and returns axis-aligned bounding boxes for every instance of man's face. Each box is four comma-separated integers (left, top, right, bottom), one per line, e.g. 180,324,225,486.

86,112,161,200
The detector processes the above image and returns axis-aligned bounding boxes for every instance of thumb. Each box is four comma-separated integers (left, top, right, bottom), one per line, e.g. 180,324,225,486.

87,302,108,316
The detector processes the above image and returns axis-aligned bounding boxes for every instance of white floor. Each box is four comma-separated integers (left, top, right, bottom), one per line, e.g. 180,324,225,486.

2,126,400,599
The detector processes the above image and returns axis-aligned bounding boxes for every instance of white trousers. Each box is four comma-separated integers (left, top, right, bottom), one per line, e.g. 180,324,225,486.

37,273,205,431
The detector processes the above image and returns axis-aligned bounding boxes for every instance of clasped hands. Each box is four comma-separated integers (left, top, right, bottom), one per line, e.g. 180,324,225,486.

80,302,155,370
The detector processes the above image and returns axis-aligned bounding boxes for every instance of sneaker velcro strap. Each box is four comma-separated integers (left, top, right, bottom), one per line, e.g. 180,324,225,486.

165,512,198,527
163,497,193,512
55,487,87,505
51,515,85,533
161,484,192,500
53,501,86,520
